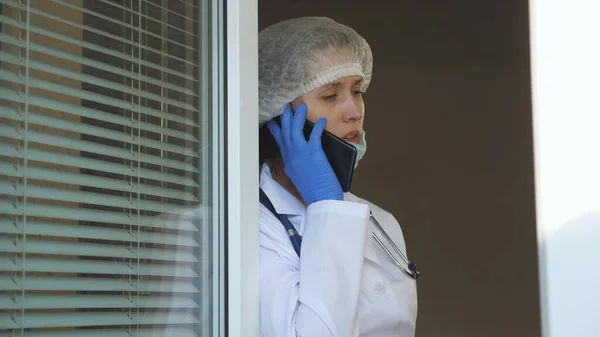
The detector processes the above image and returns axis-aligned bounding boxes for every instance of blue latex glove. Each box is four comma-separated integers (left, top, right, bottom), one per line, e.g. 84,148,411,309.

267,103,343,206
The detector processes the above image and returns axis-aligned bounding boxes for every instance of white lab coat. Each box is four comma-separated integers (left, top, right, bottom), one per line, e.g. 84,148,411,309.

259,164,418,337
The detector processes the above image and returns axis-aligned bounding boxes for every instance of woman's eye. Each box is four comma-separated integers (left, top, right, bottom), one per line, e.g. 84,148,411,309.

322,94,337,101
354,90,364,96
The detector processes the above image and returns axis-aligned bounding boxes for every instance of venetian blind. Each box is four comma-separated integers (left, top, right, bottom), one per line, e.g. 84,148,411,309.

0,0,211,335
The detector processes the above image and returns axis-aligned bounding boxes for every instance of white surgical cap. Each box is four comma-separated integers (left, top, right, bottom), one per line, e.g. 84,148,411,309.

258,17,373,125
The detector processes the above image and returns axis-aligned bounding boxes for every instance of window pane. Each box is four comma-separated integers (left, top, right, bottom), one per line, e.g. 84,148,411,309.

0,0,223,336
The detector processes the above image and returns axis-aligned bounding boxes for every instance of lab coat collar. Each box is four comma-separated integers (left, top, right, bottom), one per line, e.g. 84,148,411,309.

260,164,387,270
259,164,307,216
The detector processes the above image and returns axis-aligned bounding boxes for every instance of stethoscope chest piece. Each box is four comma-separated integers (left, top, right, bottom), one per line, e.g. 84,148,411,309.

408,262,420,280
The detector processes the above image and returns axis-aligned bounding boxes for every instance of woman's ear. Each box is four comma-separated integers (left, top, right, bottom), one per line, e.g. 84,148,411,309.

290,97,305,112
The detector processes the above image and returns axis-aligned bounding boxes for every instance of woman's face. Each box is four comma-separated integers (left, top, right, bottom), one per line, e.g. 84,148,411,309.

291,75,365,144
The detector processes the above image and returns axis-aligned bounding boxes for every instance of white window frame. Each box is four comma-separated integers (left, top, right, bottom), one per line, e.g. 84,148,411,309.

225,0,260,336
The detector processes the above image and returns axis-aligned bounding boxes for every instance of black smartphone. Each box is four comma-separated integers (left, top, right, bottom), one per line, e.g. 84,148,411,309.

302,119,357,192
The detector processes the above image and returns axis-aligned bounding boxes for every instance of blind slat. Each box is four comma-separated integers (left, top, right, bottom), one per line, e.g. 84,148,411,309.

0,16,198,82
0,256,199,277
0,125,200,173
0,106,199,157
0,294,198,309
0,201,199,232
0,237,199,262
54,0,201,49
0,144,200,188
1,182,194,215
0,33,198,97
0,50,199,112
0,162,199,202
0,68,200,127
0,88,200,141
0,275,199,292
0,220,200,247
1,311,199,329
0,327,199,337
75,0,201,40
101,0,200,26
1,0,200,65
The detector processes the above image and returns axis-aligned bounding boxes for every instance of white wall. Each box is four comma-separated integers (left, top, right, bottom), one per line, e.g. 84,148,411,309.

529,1,600,336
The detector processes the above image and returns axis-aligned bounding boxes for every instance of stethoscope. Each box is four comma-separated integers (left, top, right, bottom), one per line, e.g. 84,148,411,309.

259,189,420,280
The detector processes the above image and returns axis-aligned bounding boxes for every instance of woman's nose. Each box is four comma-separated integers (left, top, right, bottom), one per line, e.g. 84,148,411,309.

342,98,364,122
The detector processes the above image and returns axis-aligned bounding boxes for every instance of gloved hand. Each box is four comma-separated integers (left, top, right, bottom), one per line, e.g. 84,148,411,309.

267,103,343,206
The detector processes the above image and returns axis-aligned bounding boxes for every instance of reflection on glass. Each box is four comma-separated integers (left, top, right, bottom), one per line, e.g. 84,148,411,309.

0,0,218,336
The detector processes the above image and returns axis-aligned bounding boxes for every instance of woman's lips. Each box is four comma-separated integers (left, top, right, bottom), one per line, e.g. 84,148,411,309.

343,130,360,144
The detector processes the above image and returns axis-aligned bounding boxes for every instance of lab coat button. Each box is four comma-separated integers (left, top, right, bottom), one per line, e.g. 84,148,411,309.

375,282,386,294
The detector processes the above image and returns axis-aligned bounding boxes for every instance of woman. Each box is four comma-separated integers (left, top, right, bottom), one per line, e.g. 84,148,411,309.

258,17,418,336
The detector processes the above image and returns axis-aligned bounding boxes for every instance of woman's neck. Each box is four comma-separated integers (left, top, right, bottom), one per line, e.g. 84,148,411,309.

270,159,306,206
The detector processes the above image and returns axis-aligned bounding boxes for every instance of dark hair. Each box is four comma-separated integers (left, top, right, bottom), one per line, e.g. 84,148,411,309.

259,118,282,169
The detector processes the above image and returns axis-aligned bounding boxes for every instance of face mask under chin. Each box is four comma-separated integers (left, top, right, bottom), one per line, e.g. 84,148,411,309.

351,131,367,169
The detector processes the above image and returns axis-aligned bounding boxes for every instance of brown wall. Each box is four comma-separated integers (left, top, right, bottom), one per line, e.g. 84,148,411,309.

259,1,541,336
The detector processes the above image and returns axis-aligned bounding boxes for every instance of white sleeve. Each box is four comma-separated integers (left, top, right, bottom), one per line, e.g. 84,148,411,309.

259,200,371,337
